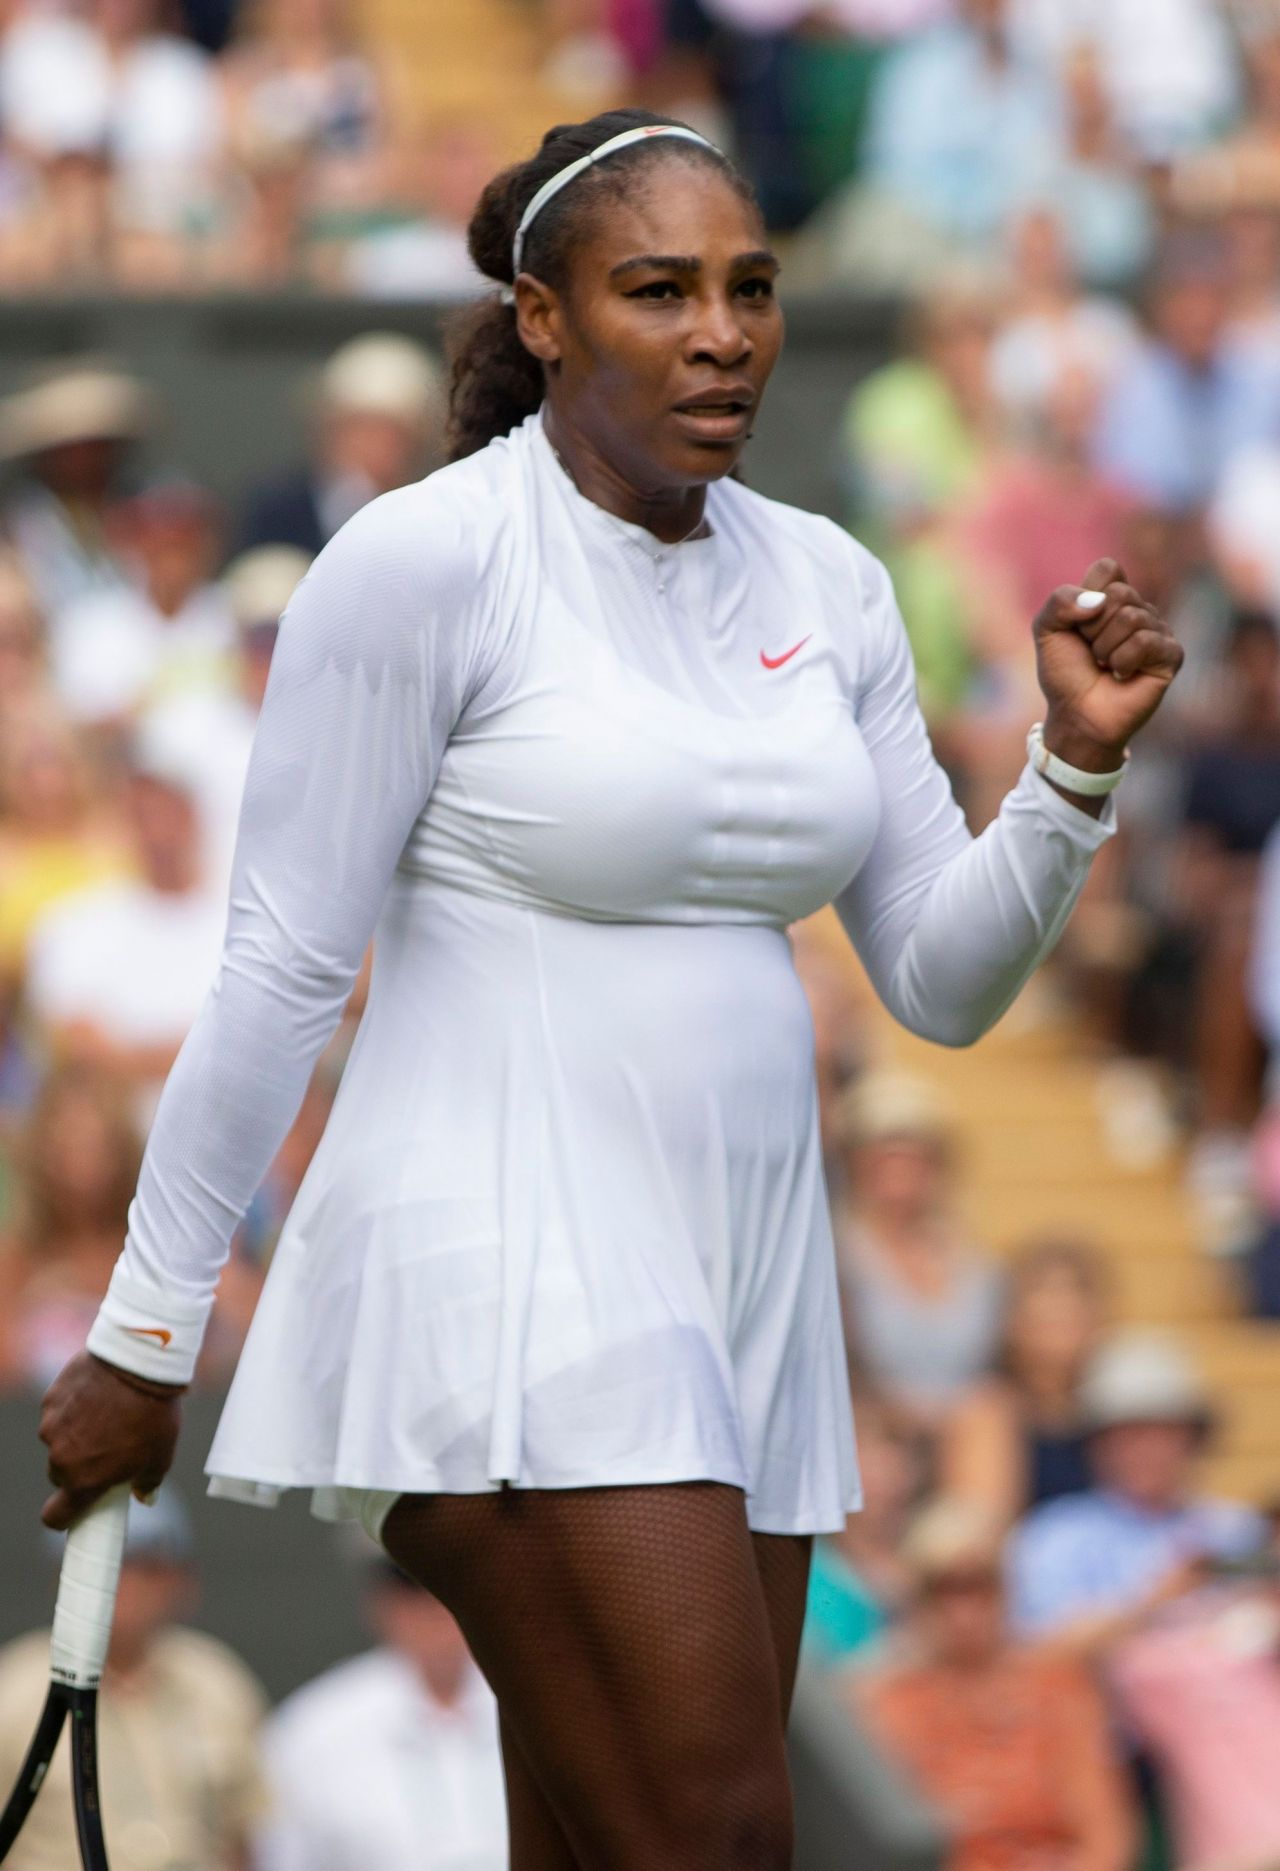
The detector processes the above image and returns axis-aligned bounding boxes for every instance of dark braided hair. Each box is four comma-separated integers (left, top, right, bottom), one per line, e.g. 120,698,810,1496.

446,109,755,462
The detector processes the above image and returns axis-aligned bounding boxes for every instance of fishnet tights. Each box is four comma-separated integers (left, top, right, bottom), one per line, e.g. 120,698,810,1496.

382,1481,812,1870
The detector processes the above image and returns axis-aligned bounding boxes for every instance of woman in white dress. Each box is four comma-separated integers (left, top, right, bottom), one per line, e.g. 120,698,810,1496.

38,109,1182,1867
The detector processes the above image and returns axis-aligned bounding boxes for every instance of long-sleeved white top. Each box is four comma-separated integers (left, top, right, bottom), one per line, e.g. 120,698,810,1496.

87,408,1114,1529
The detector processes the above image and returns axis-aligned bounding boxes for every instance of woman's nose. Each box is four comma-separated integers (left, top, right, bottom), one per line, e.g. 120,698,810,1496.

688,297,753,366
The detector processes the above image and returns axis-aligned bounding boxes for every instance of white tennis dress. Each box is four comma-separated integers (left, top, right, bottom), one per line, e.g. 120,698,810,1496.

87,407,1115,1535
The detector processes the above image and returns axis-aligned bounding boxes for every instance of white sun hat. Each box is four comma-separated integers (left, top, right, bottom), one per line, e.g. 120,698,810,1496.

0,364,154,462
318,333,443,426
1080,1330,1215,1436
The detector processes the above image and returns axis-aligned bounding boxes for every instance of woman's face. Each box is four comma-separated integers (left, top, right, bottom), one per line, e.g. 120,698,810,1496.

522,160,783,495
1008,1264,1100,1381
851,1135,948,1213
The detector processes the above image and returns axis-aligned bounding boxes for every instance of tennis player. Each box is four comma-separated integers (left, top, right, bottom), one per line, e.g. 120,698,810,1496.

38,109,1182,1867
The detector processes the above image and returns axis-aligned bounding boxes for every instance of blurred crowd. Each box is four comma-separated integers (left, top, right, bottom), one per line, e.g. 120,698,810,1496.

2,2,1280,1869
0,0,493,296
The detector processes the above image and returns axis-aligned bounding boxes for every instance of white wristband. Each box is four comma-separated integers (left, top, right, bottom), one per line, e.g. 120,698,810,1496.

1027,722,1128,797
86,1268,210,1385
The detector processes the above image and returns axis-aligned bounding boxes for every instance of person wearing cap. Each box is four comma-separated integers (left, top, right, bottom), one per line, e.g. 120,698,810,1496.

234,333,444,556
256,1546,506,1871
1008,1329,1266,1656
852,1496,1136,1871
831,1069,1005,1434
0,363,152,617
0,1485,267,1871
37,108,1182,1864
49,477,237,734
23,723,226,1130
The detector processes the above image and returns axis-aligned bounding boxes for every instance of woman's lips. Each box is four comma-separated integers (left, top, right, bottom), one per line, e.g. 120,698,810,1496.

671,404,751,442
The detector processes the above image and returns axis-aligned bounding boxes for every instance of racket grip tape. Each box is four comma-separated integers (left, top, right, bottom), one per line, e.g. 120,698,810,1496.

49,1487,129,1690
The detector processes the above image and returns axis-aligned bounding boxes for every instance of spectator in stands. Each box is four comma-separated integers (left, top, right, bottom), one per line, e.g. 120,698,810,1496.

832,1071,1004,1436
1009,0,1239,164
1048,42,1154,290
0,694,130,990
221,0,395,228
235,332,443,555
1222,204,1280,365
839,276,995,750
1008,1330,1266,1656
1109,1549,1280,1871
0,363,150,616
803,1392,924,1670
990,207,1140,430
952,355,1135,820
1167,611,1280,1214
0,554,47,712
342,122,490,301
258,1544,507,1871
941,1238,1108,1527
138,542,309,891
50,477,236,735
1093,232,1280,513
0,0,228,289
0,966,39,1149
0,0,114,283
0,1062,140,1388
859,0,1063,262
1175,17,1280,220
851,1497,1137,1871
95,0,228,290
0,1485,268,1870
23,722,225,1126
844,273,996,527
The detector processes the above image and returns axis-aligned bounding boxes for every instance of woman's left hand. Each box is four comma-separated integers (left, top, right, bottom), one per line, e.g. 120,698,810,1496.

1032,557,1184,765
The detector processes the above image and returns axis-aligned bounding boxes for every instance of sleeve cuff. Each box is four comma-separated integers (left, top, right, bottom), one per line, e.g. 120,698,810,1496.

1022,760,1119,850
86,1269,212,1385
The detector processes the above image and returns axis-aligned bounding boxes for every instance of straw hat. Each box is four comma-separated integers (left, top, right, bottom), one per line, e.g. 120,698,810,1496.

831,1069,956,1151
1079,1330,1215,1437
0,364,153,461
222,546,311,631
902,1498,1004,1586
318,333,443,426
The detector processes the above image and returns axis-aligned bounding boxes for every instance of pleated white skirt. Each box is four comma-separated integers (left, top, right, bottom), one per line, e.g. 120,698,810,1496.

206,881,861,1535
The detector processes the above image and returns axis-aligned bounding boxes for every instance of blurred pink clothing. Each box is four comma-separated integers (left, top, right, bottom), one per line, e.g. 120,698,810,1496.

960,461,1133,644
1111,1590,1280,1871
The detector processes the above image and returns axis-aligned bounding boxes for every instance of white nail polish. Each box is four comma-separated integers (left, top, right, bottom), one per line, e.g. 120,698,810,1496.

1075,591,1106,612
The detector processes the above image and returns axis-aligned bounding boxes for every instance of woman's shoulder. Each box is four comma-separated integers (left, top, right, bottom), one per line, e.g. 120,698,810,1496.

315,443,521,591
715,477,882,574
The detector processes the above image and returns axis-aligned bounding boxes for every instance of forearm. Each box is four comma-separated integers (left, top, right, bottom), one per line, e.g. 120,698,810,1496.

851,761,1115,1048
87,941,357,1383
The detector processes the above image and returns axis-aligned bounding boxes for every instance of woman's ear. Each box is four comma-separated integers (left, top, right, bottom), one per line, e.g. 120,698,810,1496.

514,276,563,366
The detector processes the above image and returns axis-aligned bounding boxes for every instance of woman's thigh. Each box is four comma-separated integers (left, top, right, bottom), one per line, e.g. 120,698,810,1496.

382,1481,795,1869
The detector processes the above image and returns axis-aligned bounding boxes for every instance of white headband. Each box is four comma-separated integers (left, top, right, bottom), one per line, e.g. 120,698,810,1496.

507,124,719,290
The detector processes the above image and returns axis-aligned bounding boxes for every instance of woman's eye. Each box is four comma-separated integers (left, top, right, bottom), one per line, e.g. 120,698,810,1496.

738,277,775,299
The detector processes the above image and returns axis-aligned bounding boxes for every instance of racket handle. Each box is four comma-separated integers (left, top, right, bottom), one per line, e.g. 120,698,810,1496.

49,1486,130,1690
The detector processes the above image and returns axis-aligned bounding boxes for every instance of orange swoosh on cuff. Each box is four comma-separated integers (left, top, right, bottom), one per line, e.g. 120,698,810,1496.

123,1326,173,1347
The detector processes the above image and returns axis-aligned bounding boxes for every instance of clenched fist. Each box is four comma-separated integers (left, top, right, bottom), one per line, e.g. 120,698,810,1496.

1033,557,1183,773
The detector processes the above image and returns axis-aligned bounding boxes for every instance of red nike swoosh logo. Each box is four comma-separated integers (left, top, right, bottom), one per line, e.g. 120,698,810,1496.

760,636,811,670
124,1326,173,1347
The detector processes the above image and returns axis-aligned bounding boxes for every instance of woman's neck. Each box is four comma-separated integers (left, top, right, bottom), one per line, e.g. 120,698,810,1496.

543,404,707,544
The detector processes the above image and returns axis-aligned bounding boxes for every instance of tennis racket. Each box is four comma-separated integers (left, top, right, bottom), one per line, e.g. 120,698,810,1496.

0,1485,129,1868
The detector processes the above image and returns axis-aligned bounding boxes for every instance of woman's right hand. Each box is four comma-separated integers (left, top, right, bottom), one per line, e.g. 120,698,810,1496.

39,1352,184,1531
